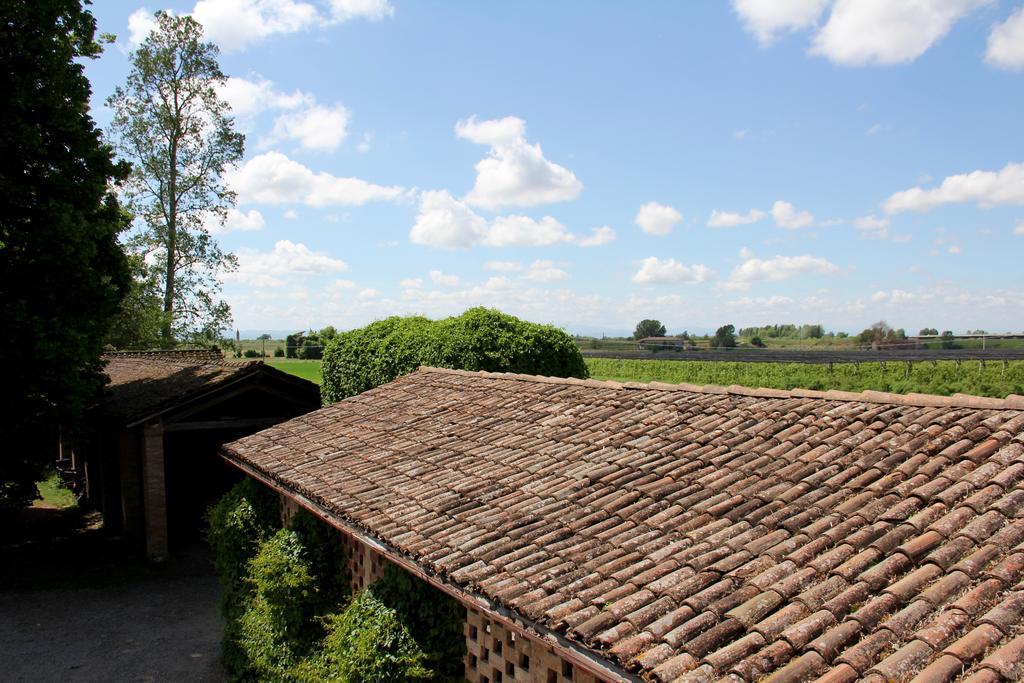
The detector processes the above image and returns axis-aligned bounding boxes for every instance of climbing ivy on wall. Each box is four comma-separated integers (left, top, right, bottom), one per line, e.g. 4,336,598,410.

206,477,465,681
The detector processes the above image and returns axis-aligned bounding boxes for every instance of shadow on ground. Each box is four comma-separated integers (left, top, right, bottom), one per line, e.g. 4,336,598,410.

0,504,225,682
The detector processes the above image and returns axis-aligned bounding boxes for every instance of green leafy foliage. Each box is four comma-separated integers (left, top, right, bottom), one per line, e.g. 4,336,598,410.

633,319,666,339
370,565,466,679
288,509,350,614
204,478,280,676
238,530,326,680
586,358,1024,398
207,480,466,681
0,0,131,514
710,324,737,349
321,307,588,403
297,592,431,683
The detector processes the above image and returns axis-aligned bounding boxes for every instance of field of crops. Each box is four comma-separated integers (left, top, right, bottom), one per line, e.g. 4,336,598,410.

585,358,1024,398
263,356,1024,398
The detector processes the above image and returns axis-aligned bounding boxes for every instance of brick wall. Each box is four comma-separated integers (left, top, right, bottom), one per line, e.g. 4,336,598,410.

464,607,607,683
342,532,388,594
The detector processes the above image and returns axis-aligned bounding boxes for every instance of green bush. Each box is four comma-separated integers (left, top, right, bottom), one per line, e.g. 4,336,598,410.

288,509,349,613
238,530,327,680
208,480,465,681
371,564,466,679
243,349,261,358
321,307,588,403
204,478,281,676
274,346,285,357
296,592,432,682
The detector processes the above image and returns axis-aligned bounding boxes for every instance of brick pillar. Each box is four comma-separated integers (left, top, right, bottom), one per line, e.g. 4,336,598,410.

141,422,169,561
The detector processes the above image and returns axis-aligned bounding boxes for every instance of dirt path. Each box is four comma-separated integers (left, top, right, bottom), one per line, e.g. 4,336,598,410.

1,507,225,682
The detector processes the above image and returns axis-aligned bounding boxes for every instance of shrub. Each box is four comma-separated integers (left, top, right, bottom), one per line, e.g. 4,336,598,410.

297,592,431,682
243,349,261,358
371,565,465,679
321,307,587,403
274,346,285,357
238,530,325,680
205,478,281,675
288,509,349,613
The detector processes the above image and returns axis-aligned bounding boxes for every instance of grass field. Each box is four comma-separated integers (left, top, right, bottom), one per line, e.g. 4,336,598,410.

585,358,1024,398
266,358,322,384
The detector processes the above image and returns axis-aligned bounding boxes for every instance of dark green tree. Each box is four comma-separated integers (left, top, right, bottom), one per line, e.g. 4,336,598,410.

633,319,667,339
107,11,244,344
0,0,131,513
919,327,938,336
710,324,737,348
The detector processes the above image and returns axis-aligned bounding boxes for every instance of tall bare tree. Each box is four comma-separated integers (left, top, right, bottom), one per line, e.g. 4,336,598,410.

108,11,243,343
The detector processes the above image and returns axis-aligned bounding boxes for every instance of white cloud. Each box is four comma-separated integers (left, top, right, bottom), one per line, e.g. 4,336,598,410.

733,128,751,140
523,260,570,282
708,208,766,228
987,7,1024,69
429,270,461,287
739,246,755,260
483,261,523,272
726,295,795,309
203,208,266,234
218,76,349,152
724,254,840,290
399,277,423,288
409,191,604,249
732,0,830,45
811,0,990,66
771,200,815,229
327,0,394,22
456,116,582,210
872,289,927,305
635,202,683,236
266,104,350,152
410,190,488,249
227,152,406,206
1015,220,1024,235
218,75,312,118
883,162,1024,213
486,215,573,247
228,239,347,286
948,245,963,254
188,0,393,52
632,257,714,285
578,225,616,247
867,123,882,135
127,8,158,46
851,214,908,241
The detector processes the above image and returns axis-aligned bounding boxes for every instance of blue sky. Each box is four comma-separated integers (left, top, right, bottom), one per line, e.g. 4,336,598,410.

84,1,1024,336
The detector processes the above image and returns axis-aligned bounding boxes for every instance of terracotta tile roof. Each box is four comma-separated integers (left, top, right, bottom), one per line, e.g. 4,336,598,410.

220,367,1024,682
97,351,303,424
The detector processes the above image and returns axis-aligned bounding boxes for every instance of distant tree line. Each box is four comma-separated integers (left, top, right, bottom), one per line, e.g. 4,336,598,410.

738,324,825,339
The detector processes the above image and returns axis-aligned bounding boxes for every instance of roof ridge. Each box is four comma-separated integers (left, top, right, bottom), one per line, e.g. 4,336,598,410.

416,366,1024,411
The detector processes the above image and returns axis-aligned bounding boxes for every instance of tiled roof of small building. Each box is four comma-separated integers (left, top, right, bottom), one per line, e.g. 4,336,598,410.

98,351,298,424
221,367,1024,682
